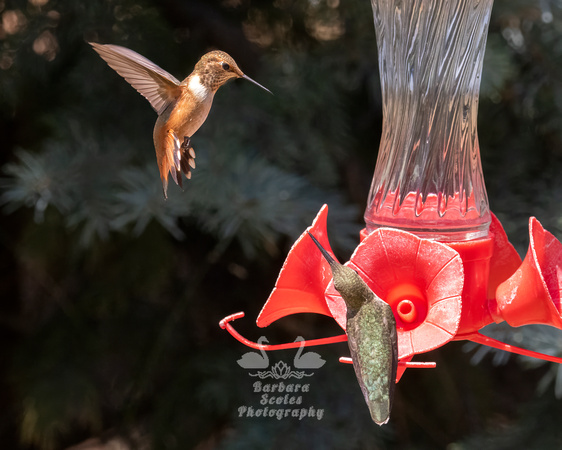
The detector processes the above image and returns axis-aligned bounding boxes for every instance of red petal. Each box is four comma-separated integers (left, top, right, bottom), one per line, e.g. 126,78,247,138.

495,217,562,327
256,205,337,327
487,213,522,299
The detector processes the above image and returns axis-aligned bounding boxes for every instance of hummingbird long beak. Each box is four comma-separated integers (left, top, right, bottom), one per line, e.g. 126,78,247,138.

307,232,337,266
242,74,272,95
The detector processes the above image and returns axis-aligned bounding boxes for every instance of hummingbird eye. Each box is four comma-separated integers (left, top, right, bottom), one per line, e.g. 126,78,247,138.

221,62,230,71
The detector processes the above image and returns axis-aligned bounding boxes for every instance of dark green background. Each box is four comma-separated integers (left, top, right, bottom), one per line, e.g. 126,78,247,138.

1,0,562,448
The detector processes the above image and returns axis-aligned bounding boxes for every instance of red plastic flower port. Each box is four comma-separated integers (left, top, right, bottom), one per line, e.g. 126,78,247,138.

221,204,562,378
324,225,464,360
493,217,562,328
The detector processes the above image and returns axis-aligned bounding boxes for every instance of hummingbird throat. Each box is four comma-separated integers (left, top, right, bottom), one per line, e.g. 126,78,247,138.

188,75,210,101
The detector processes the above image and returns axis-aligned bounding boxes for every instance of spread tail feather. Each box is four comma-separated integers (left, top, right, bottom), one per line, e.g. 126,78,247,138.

159,130,196,198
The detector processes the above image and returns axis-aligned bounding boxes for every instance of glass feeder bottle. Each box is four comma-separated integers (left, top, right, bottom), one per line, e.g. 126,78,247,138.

364,0,493,242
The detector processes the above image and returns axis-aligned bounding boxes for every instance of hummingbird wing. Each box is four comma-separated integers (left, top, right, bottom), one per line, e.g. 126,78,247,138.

90,42,181,114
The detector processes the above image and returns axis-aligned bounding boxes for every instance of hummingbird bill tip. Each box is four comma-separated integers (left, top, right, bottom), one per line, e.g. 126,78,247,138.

242,74,273,95
307,232,337,266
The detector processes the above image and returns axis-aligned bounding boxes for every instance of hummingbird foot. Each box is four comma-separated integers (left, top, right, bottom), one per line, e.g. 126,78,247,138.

179,136,196,179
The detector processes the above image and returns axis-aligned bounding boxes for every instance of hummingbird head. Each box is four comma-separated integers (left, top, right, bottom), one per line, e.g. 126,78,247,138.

194,50,271,94
307,232,372,311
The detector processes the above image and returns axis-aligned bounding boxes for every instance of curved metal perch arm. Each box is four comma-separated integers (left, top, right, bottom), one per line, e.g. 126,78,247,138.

461,332,562,365
219,312,348,350
220,312,437,369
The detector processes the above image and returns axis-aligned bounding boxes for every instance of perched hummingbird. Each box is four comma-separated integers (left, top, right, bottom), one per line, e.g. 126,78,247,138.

89,42,271,198
307,232,398,425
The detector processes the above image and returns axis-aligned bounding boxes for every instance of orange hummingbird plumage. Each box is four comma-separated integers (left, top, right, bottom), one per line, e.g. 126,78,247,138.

89,42,271,198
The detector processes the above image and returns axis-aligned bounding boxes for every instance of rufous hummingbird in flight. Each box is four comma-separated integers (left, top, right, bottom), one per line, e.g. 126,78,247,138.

89,42,271,198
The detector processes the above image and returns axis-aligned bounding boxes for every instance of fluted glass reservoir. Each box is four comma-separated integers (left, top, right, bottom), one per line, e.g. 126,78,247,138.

365,0,493,241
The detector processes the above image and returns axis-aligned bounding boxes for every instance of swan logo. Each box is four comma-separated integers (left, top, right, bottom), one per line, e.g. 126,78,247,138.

237,336,325,378
236,336,326,421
